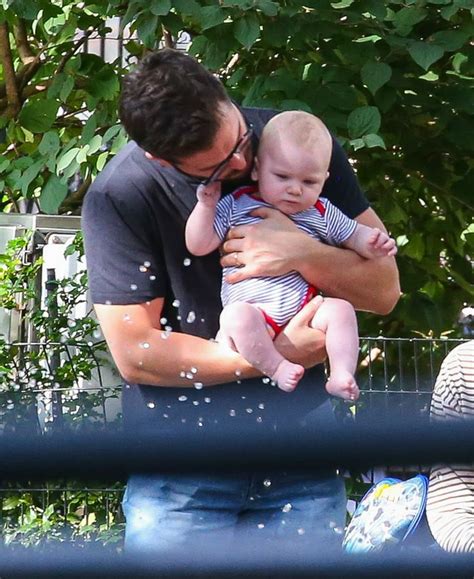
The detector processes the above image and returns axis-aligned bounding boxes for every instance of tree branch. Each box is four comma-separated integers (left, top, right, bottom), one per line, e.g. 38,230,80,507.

0,22,21,118
162,26,175,48
59,176,92,214
16,56,43,93
14,19,36,64
3,188,22,213
56,29,96,74
0,81,49,113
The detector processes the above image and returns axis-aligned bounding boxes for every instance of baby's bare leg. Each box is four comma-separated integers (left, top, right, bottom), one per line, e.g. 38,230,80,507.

219,302,304,392
310,298,360,401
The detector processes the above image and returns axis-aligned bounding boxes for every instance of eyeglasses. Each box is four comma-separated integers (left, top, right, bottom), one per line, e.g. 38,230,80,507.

200,123,254,186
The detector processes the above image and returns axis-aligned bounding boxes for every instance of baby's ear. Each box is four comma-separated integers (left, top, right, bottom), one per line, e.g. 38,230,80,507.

251,157,259,181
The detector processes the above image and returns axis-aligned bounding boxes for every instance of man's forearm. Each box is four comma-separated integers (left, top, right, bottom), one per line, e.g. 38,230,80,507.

96,298,328,390
296,238,400,314
220,206,400,314
109,328,260,387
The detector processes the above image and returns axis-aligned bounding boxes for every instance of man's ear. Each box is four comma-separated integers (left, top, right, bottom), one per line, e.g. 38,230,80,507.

145,152,172,167
251,158,259,181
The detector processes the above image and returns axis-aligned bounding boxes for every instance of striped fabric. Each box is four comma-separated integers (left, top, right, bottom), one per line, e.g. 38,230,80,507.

214,189,357,326
214,188,357,246
426,340,474,552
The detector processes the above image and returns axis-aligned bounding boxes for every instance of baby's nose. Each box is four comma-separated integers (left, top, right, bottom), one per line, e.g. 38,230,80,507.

287,184,302,196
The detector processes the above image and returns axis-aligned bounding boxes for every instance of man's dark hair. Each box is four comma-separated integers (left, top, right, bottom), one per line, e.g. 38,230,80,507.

119,49,231,163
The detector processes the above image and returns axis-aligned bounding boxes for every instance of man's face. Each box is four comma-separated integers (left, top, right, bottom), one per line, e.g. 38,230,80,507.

172,103,254,184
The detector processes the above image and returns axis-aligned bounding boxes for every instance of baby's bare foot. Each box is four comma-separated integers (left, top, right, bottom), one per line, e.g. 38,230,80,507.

326,371,360,401
272,360,304,393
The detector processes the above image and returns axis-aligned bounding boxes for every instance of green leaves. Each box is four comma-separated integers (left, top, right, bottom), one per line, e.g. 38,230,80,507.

361,62,392,95
393,6,427,35
199,5,227,30
57,148,80,174
347,106,381,138
234,14,260,48
0,0,471,337
255,0,279,16
86,68,120,101
40,175,68,214
38,132,60,157
408,41,445,70
8,0,41,19
18,100,59,133
403,233,425,261
431,30,469,52
150,0,171,15
173,0,200,15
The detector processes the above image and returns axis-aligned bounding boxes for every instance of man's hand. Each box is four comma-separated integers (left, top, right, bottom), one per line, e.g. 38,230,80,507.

221,206,306,283
220,204,400,315
196,182,221,207
274,296,327,368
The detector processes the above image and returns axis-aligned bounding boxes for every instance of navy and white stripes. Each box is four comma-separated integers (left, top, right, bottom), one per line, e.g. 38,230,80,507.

213,189,357,326
426,340,474,553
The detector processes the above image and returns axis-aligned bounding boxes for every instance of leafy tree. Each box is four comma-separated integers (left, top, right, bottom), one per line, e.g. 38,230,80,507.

0,0,127,214
0,0,472,336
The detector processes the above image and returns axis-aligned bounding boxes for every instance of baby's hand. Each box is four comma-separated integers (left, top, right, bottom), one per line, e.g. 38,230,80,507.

348,224,397,259
196,182,222,207
367,228,397,257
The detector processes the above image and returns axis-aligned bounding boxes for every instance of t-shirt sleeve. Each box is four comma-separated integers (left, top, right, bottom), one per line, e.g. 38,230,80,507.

323,199,358,246
82,184,166,305
322,137,370,219
214,195,234,241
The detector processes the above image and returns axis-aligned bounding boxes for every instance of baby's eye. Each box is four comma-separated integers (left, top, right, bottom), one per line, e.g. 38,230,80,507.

303,180,317,186
275,174,288,180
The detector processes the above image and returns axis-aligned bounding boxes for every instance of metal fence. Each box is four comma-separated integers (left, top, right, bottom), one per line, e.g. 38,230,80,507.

78,18,190,67
0,336,468,547
356,336,462,421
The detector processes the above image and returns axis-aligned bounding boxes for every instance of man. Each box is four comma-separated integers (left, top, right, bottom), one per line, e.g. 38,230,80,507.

82,48,400,553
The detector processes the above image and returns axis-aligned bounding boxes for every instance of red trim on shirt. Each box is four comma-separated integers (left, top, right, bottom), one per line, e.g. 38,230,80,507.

233,186,326,217
258,285,319,338
259,308,284,337
232,185,259,199
314,199,325,215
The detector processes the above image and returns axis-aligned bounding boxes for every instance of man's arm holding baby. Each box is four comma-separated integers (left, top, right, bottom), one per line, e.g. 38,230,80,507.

94,295,326,387
221,206,400,315
94,183,327,388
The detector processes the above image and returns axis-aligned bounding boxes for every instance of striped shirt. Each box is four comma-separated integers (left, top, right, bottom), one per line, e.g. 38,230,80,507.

214,187,357,327
426,340,474,552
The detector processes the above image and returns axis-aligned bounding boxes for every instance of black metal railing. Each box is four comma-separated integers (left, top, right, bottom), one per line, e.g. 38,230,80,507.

0,337,468,551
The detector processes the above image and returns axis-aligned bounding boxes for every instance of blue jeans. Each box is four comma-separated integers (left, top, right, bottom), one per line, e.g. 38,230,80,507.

122,469,346,554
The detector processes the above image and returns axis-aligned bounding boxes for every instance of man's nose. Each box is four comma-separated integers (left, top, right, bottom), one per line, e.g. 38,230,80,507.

227,151,248,171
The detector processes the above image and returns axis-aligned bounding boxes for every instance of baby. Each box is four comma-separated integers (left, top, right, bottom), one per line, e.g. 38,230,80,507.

185,111,397,399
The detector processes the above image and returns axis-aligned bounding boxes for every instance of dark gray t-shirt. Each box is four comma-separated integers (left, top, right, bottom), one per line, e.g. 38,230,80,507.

82,106,369,434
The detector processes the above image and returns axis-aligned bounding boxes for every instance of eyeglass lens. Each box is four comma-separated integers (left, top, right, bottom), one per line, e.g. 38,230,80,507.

201,125,253,186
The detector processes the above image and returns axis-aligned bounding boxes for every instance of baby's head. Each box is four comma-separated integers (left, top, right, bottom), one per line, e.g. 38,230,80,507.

252,111,332,214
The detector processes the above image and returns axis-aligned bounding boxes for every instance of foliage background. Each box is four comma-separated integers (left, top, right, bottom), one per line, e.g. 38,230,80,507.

0,0,472,546
0,0,473,336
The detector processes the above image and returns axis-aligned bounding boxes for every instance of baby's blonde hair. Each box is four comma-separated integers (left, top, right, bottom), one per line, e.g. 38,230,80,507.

259,110,332,166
